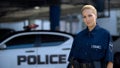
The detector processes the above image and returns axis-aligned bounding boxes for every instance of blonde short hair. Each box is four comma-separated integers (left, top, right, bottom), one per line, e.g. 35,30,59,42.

81,5,97,16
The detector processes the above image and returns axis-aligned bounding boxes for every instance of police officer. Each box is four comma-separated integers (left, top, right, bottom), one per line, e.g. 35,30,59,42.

68,5,113,68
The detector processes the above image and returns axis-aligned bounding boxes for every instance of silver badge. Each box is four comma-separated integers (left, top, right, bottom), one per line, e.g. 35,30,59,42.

91,45,101,49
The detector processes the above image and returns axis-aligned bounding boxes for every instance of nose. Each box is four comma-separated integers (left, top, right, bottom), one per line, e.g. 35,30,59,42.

86,17,90,21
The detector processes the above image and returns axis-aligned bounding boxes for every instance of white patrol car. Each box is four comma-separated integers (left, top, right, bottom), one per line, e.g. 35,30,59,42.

0,30,74,68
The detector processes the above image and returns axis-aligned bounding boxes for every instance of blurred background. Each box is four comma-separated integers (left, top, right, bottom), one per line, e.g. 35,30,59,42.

0,0,120,68
0,0,120,48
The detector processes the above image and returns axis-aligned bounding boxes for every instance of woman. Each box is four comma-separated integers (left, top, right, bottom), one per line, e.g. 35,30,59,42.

68,5,113,68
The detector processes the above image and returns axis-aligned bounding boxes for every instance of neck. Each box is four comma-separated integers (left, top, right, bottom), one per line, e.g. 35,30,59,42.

88,24,96,31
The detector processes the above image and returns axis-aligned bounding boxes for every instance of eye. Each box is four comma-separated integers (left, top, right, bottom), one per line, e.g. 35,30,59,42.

88,14,92,17
83,16,86,18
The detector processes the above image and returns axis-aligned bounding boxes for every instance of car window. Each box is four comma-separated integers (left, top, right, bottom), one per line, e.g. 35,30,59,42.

5,33,69,49
38,34,69,47
6,35,35,49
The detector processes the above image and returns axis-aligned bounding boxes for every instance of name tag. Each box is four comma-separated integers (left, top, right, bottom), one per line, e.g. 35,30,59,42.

91,45,101,49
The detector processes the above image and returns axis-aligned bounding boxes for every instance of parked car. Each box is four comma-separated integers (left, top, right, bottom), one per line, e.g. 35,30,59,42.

0,30,74,68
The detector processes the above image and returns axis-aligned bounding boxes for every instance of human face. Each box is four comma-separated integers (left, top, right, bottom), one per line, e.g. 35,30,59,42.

82,9,97,28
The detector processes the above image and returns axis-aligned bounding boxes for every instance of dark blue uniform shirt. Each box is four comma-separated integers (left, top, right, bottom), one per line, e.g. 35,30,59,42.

68,25,113,63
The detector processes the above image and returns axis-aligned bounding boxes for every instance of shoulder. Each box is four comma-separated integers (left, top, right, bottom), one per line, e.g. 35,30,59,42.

99,26,110,33
74,29,87,40
76,28,87,36
97,26,110,36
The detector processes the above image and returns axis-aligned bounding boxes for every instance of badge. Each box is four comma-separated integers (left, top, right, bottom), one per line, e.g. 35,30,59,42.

109,42,113,52
91,45,101,49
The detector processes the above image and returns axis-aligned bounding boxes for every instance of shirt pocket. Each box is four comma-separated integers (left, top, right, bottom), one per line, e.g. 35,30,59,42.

90,44,106,60
91,44,104,53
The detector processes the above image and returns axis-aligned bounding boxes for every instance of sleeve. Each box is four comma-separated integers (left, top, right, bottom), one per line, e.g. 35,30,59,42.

105,34,113,62
68,41,74,62
68,37,76,62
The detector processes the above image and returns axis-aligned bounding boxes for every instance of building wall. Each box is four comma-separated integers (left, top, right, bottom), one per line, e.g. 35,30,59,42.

97,9,118,36
0,9,120,36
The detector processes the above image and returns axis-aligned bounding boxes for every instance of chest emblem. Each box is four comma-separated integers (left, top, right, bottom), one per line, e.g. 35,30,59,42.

91,45,101,49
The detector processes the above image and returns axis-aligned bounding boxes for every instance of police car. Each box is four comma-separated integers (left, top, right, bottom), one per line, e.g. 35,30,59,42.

0,30,74,68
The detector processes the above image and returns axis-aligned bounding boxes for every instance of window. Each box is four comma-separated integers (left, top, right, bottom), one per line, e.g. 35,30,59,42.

6,35,36,49
5,34,69,49
38,34,69,47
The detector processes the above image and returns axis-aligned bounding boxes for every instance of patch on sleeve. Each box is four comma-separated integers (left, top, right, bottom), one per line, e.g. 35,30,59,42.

109,42,113,52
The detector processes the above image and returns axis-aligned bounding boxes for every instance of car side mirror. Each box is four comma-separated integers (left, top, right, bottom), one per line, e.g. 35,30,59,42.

0,44,7,50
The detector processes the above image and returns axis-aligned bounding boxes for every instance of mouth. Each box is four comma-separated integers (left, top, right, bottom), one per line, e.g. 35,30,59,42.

86,22,91,25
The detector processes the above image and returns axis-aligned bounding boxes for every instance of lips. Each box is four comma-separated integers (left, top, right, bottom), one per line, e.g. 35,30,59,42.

86,22,91,25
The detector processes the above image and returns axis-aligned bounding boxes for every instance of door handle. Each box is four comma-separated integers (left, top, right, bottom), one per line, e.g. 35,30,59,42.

26,50,35,53
62,48,71,50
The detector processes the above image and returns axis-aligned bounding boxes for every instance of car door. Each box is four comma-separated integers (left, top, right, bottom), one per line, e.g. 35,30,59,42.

36,32,73,68
0,34,38,68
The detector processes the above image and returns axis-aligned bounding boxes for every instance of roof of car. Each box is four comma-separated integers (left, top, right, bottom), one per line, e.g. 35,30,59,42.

0,30,74,42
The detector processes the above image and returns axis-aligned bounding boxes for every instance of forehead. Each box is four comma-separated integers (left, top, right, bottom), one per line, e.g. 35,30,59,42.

82,9,94,15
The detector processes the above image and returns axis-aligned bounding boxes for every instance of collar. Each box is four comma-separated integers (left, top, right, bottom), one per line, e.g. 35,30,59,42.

86,24,100,33
86,25,99,37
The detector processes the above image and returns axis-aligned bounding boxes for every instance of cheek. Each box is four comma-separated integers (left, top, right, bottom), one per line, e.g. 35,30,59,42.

83,19,88,25
91,18,95,21
90,17,96,22
93,15,97,20
83,19,87,23
93,17,97,22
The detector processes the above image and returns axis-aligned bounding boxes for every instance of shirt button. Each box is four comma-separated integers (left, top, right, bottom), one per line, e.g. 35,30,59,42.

85,52,87,55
